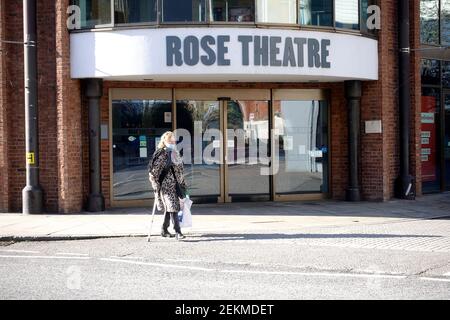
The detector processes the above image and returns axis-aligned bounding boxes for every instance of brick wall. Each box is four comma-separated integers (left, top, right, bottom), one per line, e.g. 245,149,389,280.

410,0,423,197
55,0,83,213
4,0,25,213
0,0,9,212
1,0,83,213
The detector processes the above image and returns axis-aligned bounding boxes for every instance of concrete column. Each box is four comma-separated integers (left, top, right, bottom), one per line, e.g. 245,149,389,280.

85,78,105,212
345,80,362,202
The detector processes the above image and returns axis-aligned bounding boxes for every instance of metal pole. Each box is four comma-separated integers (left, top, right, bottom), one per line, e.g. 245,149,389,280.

345,80,361,202
395,0,415,199
22,0,43,214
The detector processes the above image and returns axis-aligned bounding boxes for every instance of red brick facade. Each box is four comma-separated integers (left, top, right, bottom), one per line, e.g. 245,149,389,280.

0,1,423,213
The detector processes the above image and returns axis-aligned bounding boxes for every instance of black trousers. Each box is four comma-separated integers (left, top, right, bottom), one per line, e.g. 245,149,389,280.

162,211,181,233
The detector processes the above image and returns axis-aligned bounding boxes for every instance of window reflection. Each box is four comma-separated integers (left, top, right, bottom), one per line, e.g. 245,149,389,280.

162,0,206,22
299,0,333,27
421,59,441,86
420,0,440,44
112,99,172,201
256,0,297,24
211,0,255,22
114,0,157,24
71,0,112,28
274,100,329,194
441,0,450,45
335,0,359,30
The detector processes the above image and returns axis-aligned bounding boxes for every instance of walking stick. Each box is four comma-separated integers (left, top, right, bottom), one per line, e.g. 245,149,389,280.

147,198,158,242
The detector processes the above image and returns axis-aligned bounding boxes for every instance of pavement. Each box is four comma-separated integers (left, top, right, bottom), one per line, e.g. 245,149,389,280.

1,192,450,241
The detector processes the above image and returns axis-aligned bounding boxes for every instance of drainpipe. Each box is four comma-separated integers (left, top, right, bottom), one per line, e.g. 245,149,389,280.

85,79,105,212
22,0,43,214
345,80,362,202
395,0,415,199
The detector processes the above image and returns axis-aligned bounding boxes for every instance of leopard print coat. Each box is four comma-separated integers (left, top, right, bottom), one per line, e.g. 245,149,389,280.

148,148,186,213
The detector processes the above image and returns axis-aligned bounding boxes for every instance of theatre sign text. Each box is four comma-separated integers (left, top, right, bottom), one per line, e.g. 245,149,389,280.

70,28,378,82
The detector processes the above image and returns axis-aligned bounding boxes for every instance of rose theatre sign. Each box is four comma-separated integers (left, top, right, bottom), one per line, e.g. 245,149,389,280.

166,35,331,69
70,28,378,82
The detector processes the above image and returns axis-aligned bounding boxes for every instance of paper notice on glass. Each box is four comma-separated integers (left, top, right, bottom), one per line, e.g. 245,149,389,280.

284,136,293,150
227,140,234,148
298,145,306,154
421,113,434,124
309,150,323,158
164,112,172,123
213,140,220,148
421,148,431,155
140,147,147,158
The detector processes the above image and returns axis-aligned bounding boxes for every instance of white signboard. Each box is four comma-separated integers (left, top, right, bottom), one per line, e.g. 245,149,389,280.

71,28,378,82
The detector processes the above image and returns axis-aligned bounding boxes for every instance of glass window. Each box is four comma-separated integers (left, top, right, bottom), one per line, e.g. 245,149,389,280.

443,61,450,88
114,0,157,24
211,0,255,22
299,0,333,27
71,0,112,28
256,0,296,24
112,99,172,201
335,0,359,30
421,87,441,193
421,59,441,86
441,0,450,45
162,0,206,22
420,0,440,44
274,99,329,194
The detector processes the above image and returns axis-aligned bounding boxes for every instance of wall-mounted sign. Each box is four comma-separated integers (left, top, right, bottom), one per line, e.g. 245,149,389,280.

421,112,435,124
71,27,378,82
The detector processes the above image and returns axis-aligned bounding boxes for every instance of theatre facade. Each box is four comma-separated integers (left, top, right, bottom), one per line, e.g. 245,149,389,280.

0,1,431,213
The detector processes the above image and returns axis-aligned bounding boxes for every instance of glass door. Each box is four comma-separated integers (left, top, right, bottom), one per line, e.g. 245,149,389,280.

176,99,223,202
225,100,271,201
174,89,271,203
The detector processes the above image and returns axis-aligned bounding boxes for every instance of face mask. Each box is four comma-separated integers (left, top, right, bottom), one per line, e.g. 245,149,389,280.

165,143,176,150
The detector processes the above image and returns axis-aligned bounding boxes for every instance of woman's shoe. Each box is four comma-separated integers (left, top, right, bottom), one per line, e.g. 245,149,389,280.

161,230,175,238
176,233,186,240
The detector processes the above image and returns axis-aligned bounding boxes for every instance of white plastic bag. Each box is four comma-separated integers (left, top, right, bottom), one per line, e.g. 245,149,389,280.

178,196,193,228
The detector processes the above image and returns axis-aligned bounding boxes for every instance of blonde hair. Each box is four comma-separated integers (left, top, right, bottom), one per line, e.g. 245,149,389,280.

157,131,174,149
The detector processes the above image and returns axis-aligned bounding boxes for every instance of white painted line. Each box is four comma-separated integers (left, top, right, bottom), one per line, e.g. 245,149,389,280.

101,258,407,280
56,253,89,256
0,250,40,254
444,272,450,277
220,269,407,279
0,255,90,260
420,277,450,283
109,256,144,260
100,258,215,272
165,258,202,263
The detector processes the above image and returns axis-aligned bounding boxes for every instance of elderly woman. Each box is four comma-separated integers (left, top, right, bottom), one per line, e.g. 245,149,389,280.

148,131,187,240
